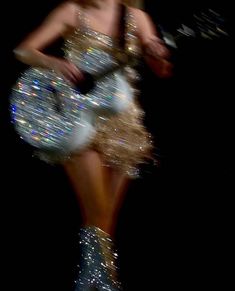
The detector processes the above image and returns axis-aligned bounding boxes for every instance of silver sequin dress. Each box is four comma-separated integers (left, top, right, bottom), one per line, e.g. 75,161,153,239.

47,9,153,177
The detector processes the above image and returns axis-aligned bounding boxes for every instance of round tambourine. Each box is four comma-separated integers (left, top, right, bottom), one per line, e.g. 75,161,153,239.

10,67,96,154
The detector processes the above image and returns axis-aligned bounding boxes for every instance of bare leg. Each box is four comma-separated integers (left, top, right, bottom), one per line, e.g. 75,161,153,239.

63,150,126,290
63,149,112,234
103,167,130,235
64,150,130,235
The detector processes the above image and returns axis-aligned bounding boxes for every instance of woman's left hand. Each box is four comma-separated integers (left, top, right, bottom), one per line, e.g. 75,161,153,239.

144,36,170,60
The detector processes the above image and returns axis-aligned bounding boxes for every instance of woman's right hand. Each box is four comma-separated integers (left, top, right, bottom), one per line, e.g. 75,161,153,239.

49,57,84,85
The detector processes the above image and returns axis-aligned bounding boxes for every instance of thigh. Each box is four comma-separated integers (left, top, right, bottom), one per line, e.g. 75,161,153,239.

63,150,110,216
103,166,130,207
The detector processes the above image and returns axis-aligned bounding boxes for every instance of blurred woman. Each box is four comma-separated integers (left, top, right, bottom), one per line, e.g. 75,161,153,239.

13,0,171,289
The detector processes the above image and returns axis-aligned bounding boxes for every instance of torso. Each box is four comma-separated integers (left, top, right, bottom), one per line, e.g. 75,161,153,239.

77,4,121,38
61,2,141,117
62,2,139,41
63,2,141,81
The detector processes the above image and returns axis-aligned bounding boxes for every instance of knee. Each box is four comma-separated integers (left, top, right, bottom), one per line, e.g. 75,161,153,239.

84,203,113,232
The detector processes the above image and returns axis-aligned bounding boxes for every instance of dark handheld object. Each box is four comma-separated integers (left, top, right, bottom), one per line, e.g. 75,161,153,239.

76,71,96,95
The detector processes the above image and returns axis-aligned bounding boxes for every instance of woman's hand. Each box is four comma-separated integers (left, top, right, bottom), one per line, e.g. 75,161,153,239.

145,56,173,78
144,37,173,78
144,36,170,60
49,57,84,85
129,8,173,78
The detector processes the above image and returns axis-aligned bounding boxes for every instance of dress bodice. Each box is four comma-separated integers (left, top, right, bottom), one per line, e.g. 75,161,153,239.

60,7,142,114
62,6,141,77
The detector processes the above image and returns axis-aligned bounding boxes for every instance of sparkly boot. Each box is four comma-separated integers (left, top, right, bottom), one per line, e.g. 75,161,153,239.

74,226,122,291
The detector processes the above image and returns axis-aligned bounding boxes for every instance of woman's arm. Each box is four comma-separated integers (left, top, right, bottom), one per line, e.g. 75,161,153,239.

14,2,83,83
131,8,173,78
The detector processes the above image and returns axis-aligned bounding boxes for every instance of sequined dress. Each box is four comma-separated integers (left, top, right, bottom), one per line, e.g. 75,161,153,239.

47,8,153,177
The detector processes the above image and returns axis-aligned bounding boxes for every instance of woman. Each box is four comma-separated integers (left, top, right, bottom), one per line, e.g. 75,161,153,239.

13,0,171,290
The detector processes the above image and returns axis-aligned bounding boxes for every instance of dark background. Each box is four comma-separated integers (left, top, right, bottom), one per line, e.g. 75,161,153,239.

1,1,233,290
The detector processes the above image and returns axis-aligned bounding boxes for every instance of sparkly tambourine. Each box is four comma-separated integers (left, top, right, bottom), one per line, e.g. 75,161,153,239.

10,67,96,153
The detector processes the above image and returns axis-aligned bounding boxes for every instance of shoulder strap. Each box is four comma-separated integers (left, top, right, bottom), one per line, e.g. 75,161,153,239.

118,4,127,50
76,5,88,33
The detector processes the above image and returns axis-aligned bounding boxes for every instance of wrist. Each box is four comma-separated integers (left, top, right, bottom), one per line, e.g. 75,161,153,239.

42,55,58,70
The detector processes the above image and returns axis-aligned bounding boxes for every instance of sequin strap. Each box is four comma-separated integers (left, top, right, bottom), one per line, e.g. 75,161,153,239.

76,5,87,34
126,9,138,36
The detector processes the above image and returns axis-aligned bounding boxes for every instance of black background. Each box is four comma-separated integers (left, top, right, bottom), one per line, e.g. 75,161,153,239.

0,1,233,290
